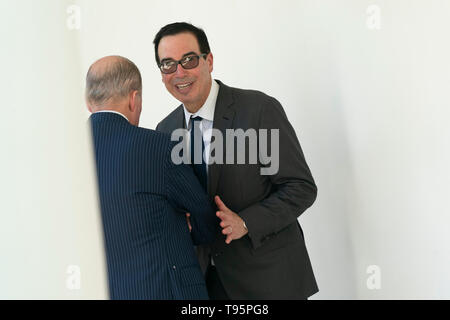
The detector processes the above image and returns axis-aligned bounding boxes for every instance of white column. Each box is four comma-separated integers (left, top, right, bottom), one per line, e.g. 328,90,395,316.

0,0,108,299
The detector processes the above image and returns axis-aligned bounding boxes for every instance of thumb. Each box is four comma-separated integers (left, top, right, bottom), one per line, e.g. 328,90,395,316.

215,195,228,211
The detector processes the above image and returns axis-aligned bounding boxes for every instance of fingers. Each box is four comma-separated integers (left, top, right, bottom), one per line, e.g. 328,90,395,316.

215,204,240,245
216,210,231,221
222,226,233,235
220,220,231,228
214,195,228,211
186,213,192,232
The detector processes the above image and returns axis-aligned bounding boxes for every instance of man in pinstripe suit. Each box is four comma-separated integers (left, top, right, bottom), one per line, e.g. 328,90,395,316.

85,55,219,299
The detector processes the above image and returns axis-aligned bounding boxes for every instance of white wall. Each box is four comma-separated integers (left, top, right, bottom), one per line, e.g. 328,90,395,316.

320,0,450,299
2,0,449,299
0,0,108,299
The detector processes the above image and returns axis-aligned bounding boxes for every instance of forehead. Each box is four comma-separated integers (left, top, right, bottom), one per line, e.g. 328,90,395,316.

158,32,201,60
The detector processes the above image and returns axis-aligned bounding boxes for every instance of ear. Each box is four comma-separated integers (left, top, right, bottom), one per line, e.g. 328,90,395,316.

86,102,93,113
207,52,214,73
129,90,139,112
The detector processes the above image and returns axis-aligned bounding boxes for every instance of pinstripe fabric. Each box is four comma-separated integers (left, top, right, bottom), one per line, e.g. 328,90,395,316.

89,112,218,300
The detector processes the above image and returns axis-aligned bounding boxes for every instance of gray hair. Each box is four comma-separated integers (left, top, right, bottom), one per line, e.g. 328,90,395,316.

85,56,142,106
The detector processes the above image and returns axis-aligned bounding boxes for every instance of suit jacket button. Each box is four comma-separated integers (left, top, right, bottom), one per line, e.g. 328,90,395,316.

172,265,176,270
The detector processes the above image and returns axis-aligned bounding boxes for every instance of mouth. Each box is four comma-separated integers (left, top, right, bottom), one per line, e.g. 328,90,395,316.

174,81,194,93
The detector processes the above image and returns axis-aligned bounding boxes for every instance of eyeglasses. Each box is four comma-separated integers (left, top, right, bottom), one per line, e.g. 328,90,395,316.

158,53,207,74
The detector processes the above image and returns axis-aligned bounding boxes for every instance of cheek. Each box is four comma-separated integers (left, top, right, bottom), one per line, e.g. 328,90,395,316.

162,77,173,91
162,74,172,84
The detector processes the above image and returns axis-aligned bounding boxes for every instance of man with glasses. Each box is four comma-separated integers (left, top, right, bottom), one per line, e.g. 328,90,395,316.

155,22,318,300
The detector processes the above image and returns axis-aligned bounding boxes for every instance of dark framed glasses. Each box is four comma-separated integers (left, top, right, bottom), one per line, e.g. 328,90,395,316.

158,53,207,74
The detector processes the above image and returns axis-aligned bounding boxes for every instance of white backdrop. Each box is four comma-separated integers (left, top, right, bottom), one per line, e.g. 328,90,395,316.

0,0,108,299
1,0,449,299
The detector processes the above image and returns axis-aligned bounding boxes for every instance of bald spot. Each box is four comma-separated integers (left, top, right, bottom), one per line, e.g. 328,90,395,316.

85,55,142,108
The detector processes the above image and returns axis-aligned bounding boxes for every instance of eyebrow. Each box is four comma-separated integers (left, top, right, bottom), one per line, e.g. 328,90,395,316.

160,51,198,63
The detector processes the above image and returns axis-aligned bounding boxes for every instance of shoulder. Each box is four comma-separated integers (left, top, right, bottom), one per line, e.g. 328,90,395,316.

218,80,285,116
113,124,173,160
232,86,273,102
218,80,272,101
133,125,172,147
156,105,184,132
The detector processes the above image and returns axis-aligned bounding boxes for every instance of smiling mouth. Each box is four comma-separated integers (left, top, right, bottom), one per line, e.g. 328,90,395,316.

175,82,193,89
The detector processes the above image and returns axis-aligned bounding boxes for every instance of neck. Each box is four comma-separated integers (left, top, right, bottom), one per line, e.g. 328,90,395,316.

96,104,127,115
184,103,202,114
94,106,132,121
184,78,212,114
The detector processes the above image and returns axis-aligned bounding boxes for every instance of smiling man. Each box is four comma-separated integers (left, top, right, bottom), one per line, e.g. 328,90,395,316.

154,22,318,300
156,29,213,114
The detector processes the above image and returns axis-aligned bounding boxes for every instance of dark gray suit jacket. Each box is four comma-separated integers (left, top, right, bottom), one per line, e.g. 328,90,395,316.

156,80,318,299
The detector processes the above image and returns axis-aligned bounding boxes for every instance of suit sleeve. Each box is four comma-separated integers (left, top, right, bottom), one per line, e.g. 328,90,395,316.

165,141,219,245
239,97,318,250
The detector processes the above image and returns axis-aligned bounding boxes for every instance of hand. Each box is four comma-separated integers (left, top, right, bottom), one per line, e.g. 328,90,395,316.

215,195,248,244
186,213,192,232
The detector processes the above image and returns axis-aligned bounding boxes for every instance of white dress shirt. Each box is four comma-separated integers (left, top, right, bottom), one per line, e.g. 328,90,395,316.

183,79,219,174
94,110,129,122
183,80,220,266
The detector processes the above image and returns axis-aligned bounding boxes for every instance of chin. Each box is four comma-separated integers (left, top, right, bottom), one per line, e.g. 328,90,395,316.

174,94,193,106
170,86,197,105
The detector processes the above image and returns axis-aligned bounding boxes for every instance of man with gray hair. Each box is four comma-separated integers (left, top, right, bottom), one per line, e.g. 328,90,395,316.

86,55,143,125
86,55,219,299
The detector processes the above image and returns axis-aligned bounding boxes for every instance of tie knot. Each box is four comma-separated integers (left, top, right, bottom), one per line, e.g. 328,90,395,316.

191,115,203,122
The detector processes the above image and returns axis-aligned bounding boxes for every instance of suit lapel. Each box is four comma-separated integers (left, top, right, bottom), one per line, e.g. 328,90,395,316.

173,105,186,130
208,80,235,199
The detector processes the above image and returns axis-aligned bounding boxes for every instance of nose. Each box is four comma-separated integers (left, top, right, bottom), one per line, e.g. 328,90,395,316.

174,63,188,77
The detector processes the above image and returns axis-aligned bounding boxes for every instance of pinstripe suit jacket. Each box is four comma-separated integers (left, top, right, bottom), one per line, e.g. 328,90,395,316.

89,112,218,300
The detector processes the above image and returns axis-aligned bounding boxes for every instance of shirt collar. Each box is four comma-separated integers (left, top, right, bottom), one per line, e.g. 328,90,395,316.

183,79,219,128
94,110,129,122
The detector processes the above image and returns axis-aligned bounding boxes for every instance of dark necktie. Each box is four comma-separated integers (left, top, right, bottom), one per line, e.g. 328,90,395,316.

190,116,207,190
